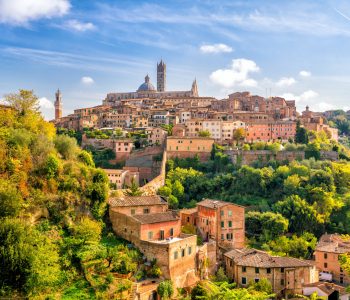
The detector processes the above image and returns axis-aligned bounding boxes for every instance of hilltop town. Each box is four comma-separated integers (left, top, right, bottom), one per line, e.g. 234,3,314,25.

20,60,348,299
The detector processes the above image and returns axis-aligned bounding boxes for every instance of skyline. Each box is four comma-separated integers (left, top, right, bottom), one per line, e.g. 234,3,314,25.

1,0,350,119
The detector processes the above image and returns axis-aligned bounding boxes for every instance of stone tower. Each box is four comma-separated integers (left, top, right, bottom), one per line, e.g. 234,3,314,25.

191,79,199,97
157,60,166,92
54,89,62,120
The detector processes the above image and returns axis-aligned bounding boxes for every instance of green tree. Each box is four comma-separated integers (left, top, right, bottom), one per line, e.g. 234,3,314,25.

157,280,174,299
124,178,143,196
198,130,211,137
78,150,95,167
54,134,78,159
0,180,23,218
295,120,308,144
274,195,320,234
215,267,229,282
5,89,40,115
72,217,102,244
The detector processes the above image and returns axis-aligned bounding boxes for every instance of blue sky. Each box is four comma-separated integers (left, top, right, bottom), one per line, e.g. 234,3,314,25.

1,0,350,119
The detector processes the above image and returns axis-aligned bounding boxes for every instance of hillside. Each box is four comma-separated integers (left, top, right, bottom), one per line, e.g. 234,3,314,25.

0,90,144,299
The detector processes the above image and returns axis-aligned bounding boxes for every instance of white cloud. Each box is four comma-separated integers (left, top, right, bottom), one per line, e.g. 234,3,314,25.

63,19,96,32
0,0,70,25
210,58,260,88
39,97,54,109
299,70,311,77
276,77,296,87
200,43,233,54
281,90,318,102
81,76,94,85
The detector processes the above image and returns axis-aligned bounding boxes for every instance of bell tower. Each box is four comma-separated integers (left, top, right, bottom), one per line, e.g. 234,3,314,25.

54,89,62,120
157,60,166,92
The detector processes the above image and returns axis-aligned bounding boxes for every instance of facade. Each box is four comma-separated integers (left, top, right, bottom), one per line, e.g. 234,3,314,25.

166,137,214,160
194,199,245,249
145,127,167,146
109,195,199,288
224,248,319,298
103,169,139,189
314,234,350,285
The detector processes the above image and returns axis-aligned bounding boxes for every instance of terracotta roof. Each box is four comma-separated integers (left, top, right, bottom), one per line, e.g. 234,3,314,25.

315,234,350,254
197,199,245,209
109,195,167,207
303,282,347,296
132,211,179,224
180,207,198,215
224,248,313,268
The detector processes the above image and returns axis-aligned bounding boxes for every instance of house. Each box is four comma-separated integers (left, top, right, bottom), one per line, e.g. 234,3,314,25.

303,282,350,300
224,248,319,298
109,195,199,288
145,127,167,146
187,199,245,249
103,169,139,189
314,234,350,285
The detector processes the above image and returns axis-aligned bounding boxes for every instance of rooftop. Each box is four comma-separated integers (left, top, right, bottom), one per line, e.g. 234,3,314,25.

197,199,245,209
133,211,179,224
315,234,350,254
303,282,347,296
109,195,167,207
224,248,314,268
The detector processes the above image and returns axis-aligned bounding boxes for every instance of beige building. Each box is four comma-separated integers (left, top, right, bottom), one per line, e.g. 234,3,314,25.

166,136,214,160
145,127,167,146
224,248,319,298
103,169,139,189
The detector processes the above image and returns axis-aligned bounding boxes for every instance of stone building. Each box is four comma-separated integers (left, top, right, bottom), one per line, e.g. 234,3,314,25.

181,199,245,250
224,248,319,298
109,195,199,288
166,136,214,160
103,169,139,189
314,234,350,285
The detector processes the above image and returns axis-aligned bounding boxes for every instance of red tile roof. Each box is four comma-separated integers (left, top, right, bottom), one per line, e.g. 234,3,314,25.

109,195,167,207
225,248,313,268
133,211,179,224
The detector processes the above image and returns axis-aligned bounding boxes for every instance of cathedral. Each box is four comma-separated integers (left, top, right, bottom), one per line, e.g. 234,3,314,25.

103,60,199,106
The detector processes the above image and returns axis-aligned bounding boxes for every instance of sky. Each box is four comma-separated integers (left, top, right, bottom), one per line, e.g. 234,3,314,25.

1,0,350,120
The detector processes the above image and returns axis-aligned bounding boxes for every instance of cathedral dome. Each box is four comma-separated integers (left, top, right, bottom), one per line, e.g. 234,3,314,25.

137,75,156,92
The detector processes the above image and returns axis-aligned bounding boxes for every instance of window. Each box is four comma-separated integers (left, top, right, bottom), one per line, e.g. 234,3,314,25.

181,249,185,257
160,230,164,240
143,208,150,214
220,210,224,216
148,231,153,240
255,278,259,283
130,209,135,215
324,263,328,268
187,217,190,222
206,219,209,225
267,268,271,274
280,279,285,285
188,247,192,255
255,268,259,274
221,221,224,228
281,268,285,273
242,266,246,273
242,277,247,285
340,277,344,284
324,253,328,259
174,251,178,260
170,228,174,237
221,234,224,240
228,221,232,228
228,210,232,217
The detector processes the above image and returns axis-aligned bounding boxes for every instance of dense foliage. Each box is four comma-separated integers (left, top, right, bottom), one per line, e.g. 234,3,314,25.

162,136,350,259
0,90,145,298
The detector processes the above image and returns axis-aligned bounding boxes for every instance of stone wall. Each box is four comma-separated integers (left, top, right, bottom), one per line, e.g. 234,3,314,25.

167,151,211,161
140,151,167,196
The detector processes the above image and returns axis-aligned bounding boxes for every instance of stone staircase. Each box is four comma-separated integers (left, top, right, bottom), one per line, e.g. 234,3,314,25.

128,283,138,300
